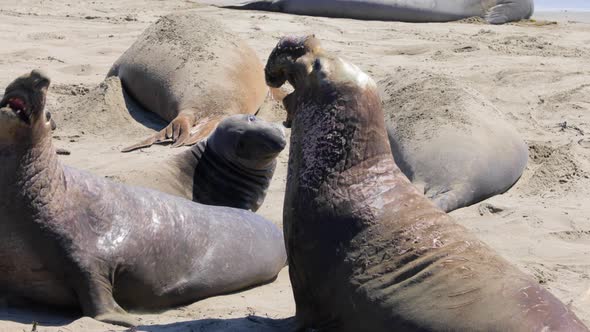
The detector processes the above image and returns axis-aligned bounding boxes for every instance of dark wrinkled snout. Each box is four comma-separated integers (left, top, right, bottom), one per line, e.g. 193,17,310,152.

265,35,316,88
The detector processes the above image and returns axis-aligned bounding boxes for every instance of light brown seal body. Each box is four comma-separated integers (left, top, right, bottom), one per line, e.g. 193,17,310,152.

108,11,268,152
0,71,286,327
265,35,588,331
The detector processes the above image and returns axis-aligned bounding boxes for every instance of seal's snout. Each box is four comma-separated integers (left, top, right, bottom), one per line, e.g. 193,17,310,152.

265,125,287,152
265,35,318,88
30,69,51,90
0,69,51,126
282,120,291,129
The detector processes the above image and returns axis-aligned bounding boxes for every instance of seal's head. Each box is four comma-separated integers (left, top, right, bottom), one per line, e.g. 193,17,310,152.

265,35,323,128
265,35,322,89
0,70,52,144
208,114,286,170
266,35,378,129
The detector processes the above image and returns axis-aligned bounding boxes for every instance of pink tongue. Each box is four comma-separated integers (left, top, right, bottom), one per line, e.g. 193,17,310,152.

8,98,25,110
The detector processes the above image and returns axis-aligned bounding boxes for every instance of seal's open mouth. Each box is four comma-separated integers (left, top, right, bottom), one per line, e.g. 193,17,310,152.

2,96,31,124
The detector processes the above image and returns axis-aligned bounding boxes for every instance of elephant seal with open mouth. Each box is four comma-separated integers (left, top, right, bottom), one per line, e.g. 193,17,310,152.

0,70,287,327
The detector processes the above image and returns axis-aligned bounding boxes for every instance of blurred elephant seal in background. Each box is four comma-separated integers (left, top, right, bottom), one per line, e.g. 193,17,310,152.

221,0,534,24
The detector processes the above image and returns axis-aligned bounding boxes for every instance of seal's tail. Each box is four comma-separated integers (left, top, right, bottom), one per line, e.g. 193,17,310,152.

220,1,278,11
485,0,534,24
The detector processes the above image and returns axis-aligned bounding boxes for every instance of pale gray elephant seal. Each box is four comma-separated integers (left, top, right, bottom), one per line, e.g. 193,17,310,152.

108,11,268,152
124,114,286,211
222,0,534,24
266,35,587,331
380,70,528,212
0,70,286,327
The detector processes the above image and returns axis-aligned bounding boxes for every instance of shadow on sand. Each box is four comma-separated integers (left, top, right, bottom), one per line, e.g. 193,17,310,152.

0,305,79,327
121,85,168,132
0,305,297,332
134,316,297,332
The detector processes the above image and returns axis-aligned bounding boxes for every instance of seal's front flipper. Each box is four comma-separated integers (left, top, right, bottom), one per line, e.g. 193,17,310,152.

76,276,138,327
485,1,534,24
95,312,138,327
181,116,223,147
430,184,472,213
121,115,193,152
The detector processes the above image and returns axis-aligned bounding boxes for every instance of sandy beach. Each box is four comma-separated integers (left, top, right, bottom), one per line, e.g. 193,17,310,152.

0,1,589,331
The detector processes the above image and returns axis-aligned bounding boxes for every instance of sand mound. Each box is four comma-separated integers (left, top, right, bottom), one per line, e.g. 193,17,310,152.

524,143,588,194
50,76,161,138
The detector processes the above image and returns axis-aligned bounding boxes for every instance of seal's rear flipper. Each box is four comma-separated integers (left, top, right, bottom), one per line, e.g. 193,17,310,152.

182,116,223,147
121,114,193,152
220,1,279,11
121,115,222,152
121,133,162,152
485,1,534,24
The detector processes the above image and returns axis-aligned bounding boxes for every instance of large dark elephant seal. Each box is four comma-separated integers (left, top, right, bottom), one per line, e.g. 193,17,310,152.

124,114,286,211
108,11,268,152
265,35,588,331
0,70,286,327
380,70,528,212
221,0,534,24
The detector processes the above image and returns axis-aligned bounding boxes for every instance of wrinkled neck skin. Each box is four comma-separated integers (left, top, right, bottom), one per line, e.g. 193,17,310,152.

285,54,404,224
0,129,65,224
188,139,276,211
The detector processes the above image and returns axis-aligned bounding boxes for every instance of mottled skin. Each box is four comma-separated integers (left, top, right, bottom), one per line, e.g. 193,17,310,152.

108,12,268,152
223,0,534,24
0,71,287,327
125,114,286,211
266,36,588,332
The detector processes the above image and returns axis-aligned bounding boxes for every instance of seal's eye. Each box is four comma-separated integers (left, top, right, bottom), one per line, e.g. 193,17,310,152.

248,115,256,122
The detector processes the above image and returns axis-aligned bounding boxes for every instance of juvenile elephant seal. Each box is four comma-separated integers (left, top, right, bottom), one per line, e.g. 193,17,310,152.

266,35,587,331
125,114,286,211
108,11,268,152
0,70,286,327
381,70,528,212
222,0,534,24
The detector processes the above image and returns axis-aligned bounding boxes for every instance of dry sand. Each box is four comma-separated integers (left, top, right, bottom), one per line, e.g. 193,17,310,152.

1,1,590,331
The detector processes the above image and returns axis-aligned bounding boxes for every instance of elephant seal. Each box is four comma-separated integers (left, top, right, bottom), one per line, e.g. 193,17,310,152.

221,0,534,24
108,11,268,152
380,70,528,212
0,70,287,327
266,35,588,331
124,114,286,211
